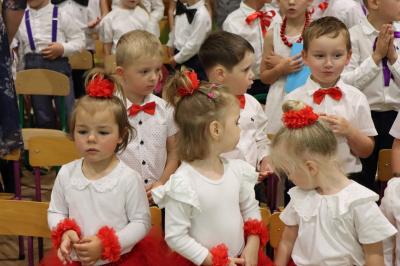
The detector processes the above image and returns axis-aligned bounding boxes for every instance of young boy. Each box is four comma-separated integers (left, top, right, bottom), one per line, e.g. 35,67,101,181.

115,30,179,201
16,0,85,128
198,31,271,201
342,0,400,191
223,0,280,98
285,16,376,186
167,0,211,81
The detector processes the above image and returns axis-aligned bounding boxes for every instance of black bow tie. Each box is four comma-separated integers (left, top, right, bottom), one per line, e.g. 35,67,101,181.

176,0,197,24
51,0,89,7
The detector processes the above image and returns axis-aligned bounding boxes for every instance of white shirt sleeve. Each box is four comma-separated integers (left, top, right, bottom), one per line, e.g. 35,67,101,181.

387,57,400,87
99,14,113,44
254,102,270,163
48,173,69,229
380,181,397,266
164,200,209,265
147,0,164,21
59,11,85,56
279,200,299,226
354,94,377,136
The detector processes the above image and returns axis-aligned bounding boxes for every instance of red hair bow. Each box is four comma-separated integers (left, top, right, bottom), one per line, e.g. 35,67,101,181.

177,70,200,97
283,106,319,129
86,75,114,98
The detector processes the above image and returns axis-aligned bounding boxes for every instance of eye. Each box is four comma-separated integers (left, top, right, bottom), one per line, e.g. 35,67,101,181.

77,130,87,135
99,131,110,135
334,53,343,58
313,54,324,58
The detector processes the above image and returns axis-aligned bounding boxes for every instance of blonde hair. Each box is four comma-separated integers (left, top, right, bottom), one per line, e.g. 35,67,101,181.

69,69,134,153
116,30,164,67
164,69,238,162
270,100,338,177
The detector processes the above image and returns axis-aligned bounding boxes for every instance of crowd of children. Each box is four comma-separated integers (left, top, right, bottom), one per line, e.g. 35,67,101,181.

6,0,400,265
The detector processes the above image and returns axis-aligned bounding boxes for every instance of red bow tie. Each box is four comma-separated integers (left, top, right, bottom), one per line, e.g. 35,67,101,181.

237,95,246,109
129,101,156,116
313,87,342,105
245,10,275,36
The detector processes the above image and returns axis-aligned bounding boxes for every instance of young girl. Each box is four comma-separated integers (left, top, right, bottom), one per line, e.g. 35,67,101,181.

41,70,165,265
272,100,397,266
152,69,273,266
260,0,311,135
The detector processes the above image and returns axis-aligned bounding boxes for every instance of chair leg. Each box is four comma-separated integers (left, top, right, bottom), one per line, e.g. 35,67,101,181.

13,161,21,199
18,236,25,260
28,236,34,266
38,237,44,260
34,167,41,201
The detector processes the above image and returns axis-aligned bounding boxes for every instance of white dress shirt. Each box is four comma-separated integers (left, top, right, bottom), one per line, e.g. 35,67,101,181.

222,94,270,168
118,94,178,185
48,159,151,265
322,0,366,29
16,2,85,57
285,78,377,174
167,0,211,64
86,0,101,50
152,159,261,265
100,6,151,54
282,182,397,266
342,19,400,111
55,0,88,30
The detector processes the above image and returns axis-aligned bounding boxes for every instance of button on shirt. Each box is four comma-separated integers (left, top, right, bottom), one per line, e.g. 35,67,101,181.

118,94,178,185
342,19,400,111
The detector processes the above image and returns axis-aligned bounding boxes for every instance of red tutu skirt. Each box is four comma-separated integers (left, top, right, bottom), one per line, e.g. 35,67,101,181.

39,227,169,266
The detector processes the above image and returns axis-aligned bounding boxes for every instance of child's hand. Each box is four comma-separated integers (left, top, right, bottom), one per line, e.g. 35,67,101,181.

41,43,64,60
240,235,259,266
169,57,176,68
372,24,392,64
264,51,284,70
228,257,245,265
57,230,80,264
387,33,398,65
280,54,303,75
258,157,273,182
145,181,162,204
88,17,101,29
319,114,353,137
74,235,102,266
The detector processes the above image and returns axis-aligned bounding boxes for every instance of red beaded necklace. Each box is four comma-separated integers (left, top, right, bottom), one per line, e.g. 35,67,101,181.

280,12,311,48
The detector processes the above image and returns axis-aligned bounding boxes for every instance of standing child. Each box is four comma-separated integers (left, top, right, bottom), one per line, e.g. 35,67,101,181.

42,71,165,265
152,69,273,266
285,17,376,188
167,0,211,81
115,30,179,202
16,0,84,128
342,0,400,191
272,100,396,266
260,0,312,135
321,0,365,29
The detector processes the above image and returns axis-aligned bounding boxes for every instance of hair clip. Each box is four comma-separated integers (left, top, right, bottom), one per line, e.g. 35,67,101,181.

86,75,114,98
207,92,217,99
177,69,200,97
283,106,319,129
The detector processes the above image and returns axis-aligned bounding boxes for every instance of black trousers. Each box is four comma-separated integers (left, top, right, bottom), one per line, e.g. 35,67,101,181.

174,49,207,81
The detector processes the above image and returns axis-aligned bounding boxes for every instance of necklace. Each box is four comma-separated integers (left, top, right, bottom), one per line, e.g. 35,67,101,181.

280,12,311,48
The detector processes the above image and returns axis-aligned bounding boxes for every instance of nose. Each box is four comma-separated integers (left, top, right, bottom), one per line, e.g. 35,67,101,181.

324,56,333,68
249,69,255,80
88,133,96,142
288,0,295,5
150,70,159,82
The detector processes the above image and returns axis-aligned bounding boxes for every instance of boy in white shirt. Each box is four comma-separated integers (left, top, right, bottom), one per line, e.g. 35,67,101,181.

342,0,400,191
16,0,84,128
223,0,280,100
167,0,211,81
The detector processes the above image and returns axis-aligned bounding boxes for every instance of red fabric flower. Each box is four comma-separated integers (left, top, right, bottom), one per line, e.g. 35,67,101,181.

86,75,115,98
244,219,269,247
96,226,121,262
210,244,230,266
177,69,200,97
283,106,319,129
51,218,81,249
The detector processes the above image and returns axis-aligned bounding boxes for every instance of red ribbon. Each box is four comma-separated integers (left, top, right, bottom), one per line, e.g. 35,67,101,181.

129,101,156,116
237,95,246,109
246,10,276,36
313,87,342,105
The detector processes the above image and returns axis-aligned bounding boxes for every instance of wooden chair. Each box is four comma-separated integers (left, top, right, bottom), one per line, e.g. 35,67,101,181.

0,199,50,266
260,206,271,227
68,50,93,70
378,149,392,198
15,69,70,131
150,206,163,231
104,54,117,74
269,212,285,256
1,149,21,199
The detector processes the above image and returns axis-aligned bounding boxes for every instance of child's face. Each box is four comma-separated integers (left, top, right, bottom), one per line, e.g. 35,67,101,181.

222,51,255,95
28,0,49,9
376,0,400,22
73,109,122,164
219,103,241,153
302,33,351,88
277,0,312,18
117,56,162,100
120,0,140,9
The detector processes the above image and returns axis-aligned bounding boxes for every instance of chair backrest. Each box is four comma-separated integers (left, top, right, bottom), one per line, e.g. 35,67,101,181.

15,69,69,96
150,206,162,231
104,54,117,74
22,128,67,150
28,135,80,167
0,199,50,238
378,149,392,182
68,50,93,70
269,212,285,250
260,206,271,227
162,45,171,64
1,149,20,161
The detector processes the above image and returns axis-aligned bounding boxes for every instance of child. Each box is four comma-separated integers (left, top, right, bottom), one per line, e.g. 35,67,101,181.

342,0,400,191
321,0,365,29
100,0,152,55
16,0,84,128
43,71,161,265
115,30,179,201
285,17,376,186
167,0,211,81
223,0,280,98
272,100,397,266
152,69,273,266
198,31,271,193
260,0,312,135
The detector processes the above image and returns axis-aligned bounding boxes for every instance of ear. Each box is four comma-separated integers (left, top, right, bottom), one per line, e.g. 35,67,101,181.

305,160,319,177
115,66,125,77
301,50,309,66
345,49,352,66
368,0,379,10
209,120,223,141
212,65,227,83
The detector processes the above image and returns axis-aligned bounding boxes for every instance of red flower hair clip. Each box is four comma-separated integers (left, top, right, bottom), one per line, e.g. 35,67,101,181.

86,75,115,98
283,106,319,129
177,69,200,97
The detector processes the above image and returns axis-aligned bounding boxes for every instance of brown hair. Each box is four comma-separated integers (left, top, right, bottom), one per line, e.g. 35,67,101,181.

163,68,238,162
116,30,164,67
69,69,134,153
198,31,255,71
303,16,351,52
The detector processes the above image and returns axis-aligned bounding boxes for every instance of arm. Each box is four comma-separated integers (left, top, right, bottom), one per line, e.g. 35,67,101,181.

100,0,111,17
254,101,271,168
363,242,385,266
259,30,283,84
380,183,396,266
168,0,176,30
392,139,400,174
148,0,165,21
103,43,112,55
274,225,298,266
158,134,179,185
99,15,113,55
3,0,26,44
60,13,85,56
